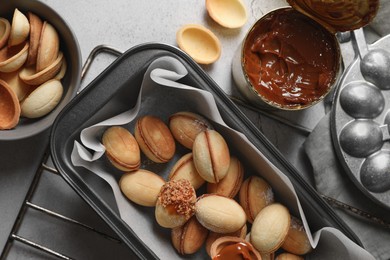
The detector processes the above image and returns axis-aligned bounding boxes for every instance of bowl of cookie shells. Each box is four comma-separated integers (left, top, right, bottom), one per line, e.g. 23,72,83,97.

0,0,81,140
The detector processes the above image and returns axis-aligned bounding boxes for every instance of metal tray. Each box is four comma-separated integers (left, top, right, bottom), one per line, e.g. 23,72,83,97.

50,43,361,259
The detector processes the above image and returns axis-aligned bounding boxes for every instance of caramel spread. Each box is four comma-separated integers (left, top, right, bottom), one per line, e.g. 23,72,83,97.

243,9,338,108
158,179,195,217
213,242,256,260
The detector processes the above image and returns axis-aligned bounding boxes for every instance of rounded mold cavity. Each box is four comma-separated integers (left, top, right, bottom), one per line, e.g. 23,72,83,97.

332,34,390,209
360,48,390,90
339,119,383,158
385,110,390,125
360,150,390,193
339,81,385,119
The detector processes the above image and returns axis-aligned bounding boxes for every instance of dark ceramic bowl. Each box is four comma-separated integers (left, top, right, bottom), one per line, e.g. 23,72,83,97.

0,0,81,140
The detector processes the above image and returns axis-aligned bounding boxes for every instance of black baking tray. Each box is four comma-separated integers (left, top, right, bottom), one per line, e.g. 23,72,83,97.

50,43,362,259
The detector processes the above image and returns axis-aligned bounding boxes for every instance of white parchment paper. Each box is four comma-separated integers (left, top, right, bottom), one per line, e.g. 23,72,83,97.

71,56,374,260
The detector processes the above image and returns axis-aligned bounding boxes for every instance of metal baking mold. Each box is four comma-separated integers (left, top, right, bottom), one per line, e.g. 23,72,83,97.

332,33,390,209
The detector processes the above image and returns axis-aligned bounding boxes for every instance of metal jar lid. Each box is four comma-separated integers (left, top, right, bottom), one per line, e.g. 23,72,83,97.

287,0,380,33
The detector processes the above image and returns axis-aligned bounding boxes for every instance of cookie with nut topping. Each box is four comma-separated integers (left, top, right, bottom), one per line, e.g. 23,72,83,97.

155,179,196,228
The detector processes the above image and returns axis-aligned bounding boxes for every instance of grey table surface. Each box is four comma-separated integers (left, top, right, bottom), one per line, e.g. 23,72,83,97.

0,0,382,259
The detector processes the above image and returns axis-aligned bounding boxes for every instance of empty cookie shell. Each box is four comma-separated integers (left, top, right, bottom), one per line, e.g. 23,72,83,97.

206,0,248,28
21,79,63,118
0,18,11,49
19,52,64,86
0,79,20,129
0,69,30,101
8,8,30,47
176,24,221,64
54,58,67,80
0,42,29,73
36,21,59,72
26,12,43,66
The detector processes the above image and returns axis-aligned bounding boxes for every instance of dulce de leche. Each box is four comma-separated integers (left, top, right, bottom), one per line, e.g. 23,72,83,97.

212,241,260,260
243,9,339,109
